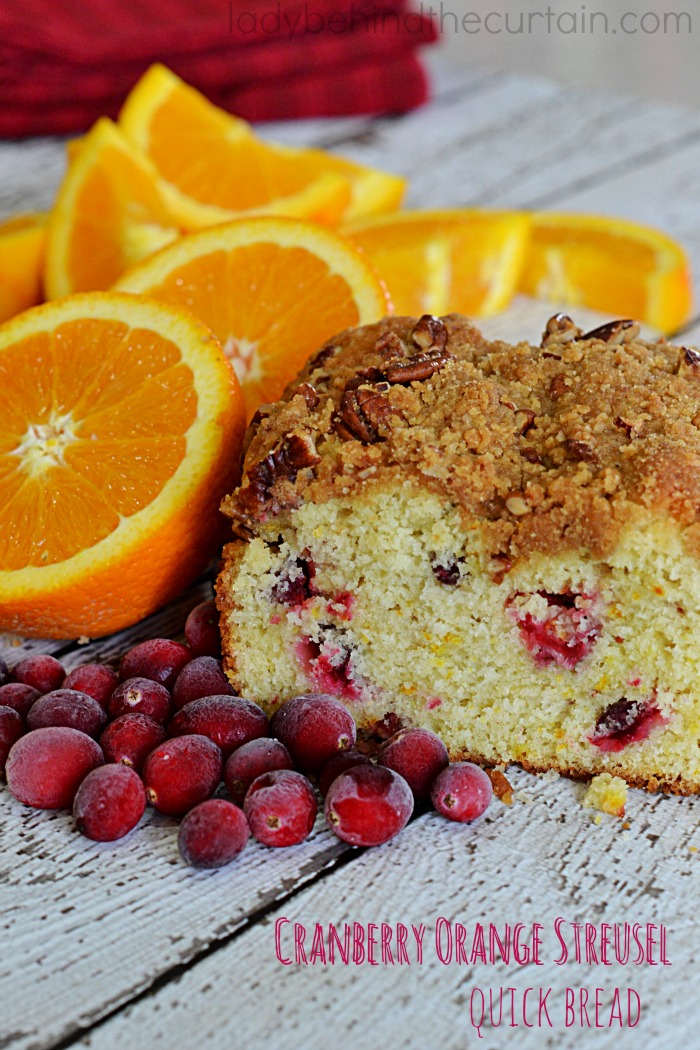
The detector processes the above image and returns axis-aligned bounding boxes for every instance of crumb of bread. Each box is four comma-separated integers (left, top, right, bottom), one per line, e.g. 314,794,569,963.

583,772,628,817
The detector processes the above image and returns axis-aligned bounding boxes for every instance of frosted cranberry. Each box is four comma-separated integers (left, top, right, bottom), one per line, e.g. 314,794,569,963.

244,770,317,847
270,693,356,774
109,677,171,724
0,707,24,773
6,728,103,809
318,751,372,797
172,656,234,710
13,654,65,694
590,698,667,753
178,798,249,868
100,714,166,772
0,683,41,719
73,765,146,841
119,639,191,689
0,656,8,686
27,689,108,738
224,738,293,804
169,695,268,758
185,600,222,658
378,728,449,803
143,735,222,816
431,763,492,822
325,765,413,846
508,590,601,670
63,664,119,710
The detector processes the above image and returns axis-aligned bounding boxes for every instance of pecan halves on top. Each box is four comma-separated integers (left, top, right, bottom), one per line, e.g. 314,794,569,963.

334,384,393,444
411,314,448,351
291,382,320,410
541,313,581,349
238,430,320,513
581,319,641,345
384,347,454,384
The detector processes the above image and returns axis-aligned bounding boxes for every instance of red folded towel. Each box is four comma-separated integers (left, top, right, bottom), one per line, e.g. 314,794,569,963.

0,0,437,138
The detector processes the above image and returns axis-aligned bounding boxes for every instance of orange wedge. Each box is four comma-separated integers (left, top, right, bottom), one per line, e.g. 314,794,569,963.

344,209,531,317
115,216,392,418
118,64,404,226
45,118,180,299
0,292,245,637
518,212,692,334
0,212,47,323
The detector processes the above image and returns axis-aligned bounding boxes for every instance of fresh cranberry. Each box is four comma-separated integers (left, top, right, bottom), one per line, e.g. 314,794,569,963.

296,633,361,701
100,714,166,772
27,689,108,738
109,677,171,724
270,556,315,607
142,735,222,816
178,798,249,868
378,728,449,803
119,639,191,689
224,738,293,804
73,765,146,841
63,664,119,710
0,707,24,773
318,751,372,797
171,656,234,710
431,763,492,822
589,698,667,753
185,600,222,658
270,693,356,774
13,654,65,694
169,695,268,758
244,770,317,847
325,765,413,846
0,683,41,719
6,728,103,809
507,590,602,670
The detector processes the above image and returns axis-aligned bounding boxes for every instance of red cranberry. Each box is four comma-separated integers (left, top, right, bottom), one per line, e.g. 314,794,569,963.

119,639,191,689
6,728,103,809
318,750,372,797
589,697,667,753
507,590,601,670
0,683,41,719
142,735,222,816
169,695,268,758
295,633,361,701
63,664,119,710
0,706,24,773
27,689,108,738
171,657,234,710
431,557,463,586
185,600,222,658
178,798,249,868
431,763,492,822
73,765,146,841
270,556,315,607
100,714,166,772
13,654,65,694
244,770,317,847
224,738,293,804
378,727,449,803
324,765,413,846
270,693,356,774
109,677,171,724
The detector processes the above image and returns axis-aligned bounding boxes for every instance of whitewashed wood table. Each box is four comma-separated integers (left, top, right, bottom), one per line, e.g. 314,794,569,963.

3,62,700,1050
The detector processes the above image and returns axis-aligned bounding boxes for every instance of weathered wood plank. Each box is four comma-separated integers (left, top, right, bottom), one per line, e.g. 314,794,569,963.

68,774,700,1050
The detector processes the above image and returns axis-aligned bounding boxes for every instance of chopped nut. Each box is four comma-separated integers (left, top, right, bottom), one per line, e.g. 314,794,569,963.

614,415,634,438
411,314,448,351
334,384,393,444
563,438,597,463
520,447,541,464
291,382,320,409
374,330,406,360
344,366,385,391
541,313,581,349
581,319,641,345
514,408,536,435
678,346,700,371
308,343,340,370
549,373,569,398
505,494,530,516
238,430,320,512
384,347,454,384
491,554,513,584
488,768,513,805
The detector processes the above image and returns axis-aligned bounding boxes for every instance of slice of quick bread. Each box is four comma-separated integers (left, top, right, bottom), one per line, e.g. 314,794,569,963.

216,312,700,794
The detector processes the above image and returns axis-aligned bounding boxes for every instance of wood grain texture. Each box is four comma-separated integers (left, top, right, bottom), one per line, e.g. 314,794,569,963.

1,65,698,1050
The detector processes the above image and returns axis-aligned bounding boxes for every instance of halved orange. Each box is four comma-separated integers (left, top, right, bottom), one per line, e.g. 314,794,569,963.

45,118,181,299
518,212,692,334
344,209,531,317
114,216,392,418
118,64,404,226
0,292,245,638
0,212,47,323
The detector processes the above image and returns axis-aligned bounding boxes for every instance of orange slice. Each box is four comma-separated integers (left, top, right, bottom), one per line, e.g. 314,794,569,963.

45,117,180,299
0,292,245,638
118,64,404,226
115,216,392,418
518,212,692,334
0,212,47,323
344,209,531,317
